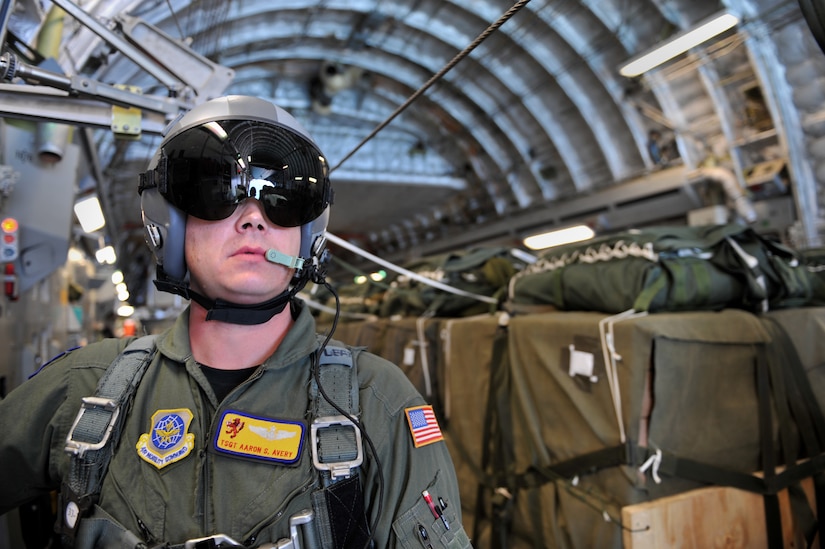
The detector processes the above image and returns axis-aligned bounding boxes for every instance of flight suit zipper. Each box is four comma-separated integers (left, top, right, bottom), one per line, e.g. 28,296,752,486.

136,517,154,543
200,365,270,537
244,473,317,543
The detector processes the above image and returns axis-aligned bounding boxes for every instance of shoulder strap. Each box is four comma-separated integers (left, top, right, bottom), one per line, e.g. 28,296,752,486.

59,334,159,541
309,342,363,483
309,341,372,549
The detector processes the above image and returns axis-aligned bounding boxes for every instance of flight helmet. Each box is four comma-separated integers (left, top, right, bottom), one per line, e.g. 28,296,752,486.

139,95,332,297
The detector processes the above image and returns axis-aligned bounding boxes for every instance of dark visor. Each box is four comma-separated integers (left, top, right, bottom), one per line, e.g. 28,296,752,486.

156,119,330,227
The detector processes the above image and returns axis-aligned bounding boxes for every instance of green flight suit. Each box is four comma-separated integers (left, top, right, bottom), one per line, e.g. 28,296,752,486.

0,302,472,548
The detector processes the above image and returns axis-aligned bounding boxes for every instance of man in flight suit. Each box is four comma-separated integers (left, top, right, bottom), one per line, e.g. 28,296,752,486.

0,95,472,549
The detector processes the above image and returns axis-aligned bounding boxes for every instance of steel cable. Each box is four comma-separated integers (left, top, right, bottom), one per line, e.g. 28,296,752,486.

330,0,532,172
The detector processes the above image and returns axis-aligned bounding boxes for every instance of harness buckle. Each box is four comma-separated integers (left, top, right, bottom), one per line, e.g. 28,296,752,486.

310,415,363,479
265,509,315,549
183,533,244,548
64,396,120,457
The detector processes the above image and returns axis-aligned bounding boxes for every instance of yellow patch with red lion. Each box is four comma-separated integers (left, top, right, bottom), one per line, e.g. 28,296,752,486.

213,410,305,465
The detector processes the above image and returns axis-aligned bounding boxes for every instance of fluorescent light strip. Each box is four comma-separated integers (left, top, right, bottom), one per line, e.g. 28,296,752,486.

523,224,595,250
620,13,739,77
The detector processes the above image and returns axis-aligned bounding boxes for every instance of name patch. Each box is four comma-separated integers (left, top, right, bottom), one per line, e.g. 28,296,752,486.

214,410,305,465
136,409,195,469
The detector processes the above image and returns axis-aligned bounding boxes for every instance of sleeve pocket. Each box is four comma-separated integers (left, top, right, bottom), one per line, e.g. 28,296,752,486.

391,489,472,548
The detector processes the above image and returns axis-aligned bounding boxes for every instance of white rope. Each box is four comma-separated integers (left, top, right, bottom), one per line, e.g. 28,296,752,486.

441,320,456,420
725,236,768,312
508,240,660,300
639,448,663,484
597,309,648,444
326,232,498,304
415,314,434,398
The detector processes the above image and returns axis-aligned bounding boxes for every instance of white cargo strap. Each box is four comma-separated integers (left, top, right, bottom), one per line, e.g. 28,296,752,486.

415,314,434,399
63,336,158,513
310,345,363,482
597,310,647,445
725,236,769,312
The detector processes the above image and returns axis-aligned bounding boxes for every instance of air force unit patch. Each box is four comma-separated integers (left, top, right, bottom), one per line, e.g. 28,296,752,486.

136,409,195,469
213,410,305,465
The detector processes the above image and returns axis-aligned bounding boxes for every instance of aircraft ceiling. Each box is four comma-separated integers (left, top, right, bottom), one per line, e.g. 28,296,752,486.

3,0,825,308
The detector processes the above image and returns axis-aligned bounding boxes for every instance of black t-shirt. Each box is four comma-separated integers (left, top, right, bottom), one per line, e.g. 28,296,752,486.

199,364,258,402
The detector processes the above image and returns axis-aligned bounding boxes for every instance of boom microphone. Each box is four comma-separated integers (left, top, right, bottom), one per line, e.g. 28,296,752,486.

265,249,305,270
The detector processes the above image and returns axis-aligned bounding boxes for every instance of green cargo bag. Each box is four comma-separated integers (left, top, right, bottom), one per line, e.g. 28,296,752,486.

508,223,816,314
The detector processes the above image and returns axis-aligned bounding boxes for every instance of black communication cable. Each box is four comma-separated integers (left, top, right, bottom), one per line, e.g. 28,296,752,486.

315,3,534,543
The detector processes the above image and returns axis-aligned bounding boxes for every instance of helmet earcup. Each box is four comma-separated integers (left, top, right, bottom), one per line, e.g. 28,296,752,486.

299,206,329,261
141,187,188,281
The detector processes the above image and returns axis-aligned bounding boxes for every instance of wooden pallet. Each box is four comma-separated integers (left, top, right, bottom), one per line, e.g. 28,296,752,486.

622,476,818,549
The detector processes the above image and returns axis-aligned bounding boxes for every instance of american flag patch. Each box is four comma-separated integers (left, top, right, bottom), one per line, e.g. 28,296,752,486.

405,405,444,448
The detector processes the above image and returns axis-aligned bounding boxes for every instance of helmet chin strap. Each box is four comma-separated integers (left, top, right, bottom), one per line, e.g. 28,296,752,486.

155,248,310,326
188,287,297,325
190,249,308,325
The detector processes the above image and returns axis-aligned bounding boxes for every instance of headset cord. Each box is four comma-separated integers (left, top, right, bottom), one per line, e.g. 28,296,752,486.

312,281,384,549
308,3,534,546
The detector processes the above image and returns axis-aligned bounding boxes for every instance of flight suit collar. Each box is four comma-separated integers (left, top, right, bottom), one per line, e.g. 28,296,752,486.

154,300,320,369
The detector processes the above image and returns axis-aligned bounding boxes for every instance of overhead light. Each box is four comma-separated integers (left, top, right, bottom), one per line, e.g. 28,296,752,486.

619,12,739,77
95,245,117,264
116,281,130,302
523,224,595,250
67,247,85,262
74,195,106,233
